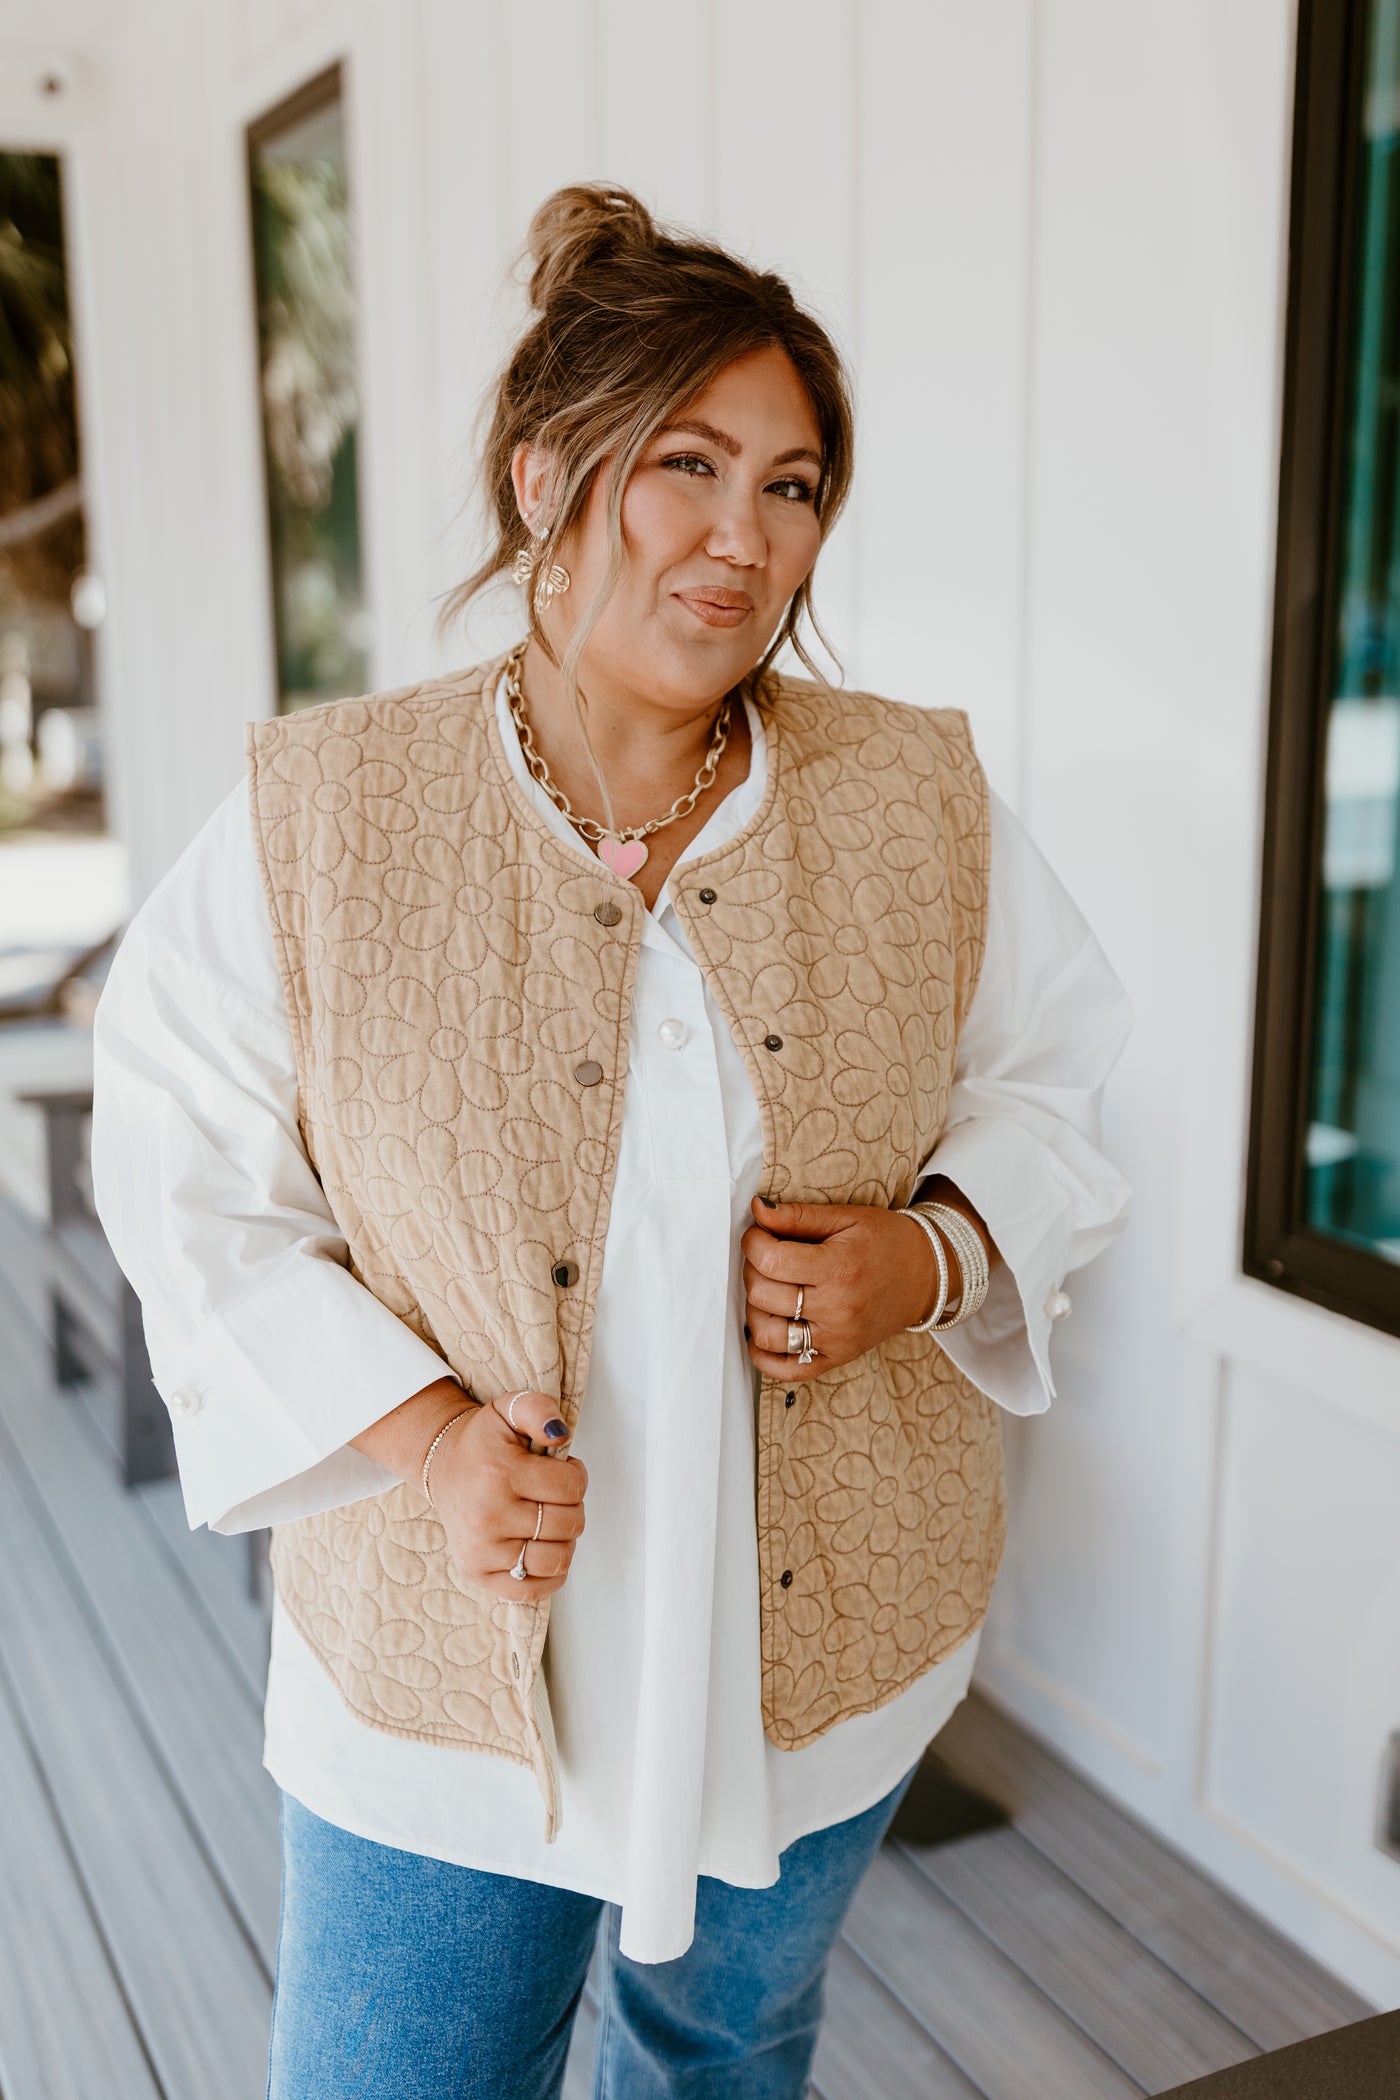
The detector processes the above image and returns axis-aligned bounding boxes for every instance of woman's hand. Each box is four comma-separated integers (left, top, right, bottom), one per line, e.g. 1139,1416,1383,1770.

350,1379,587,1600
741,1183,998,1382
430,1389,588,1601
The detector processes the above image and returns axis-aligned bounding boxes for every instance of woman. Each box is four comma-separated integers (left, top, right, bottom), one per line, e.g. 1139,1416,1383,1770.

93,186,1132,2099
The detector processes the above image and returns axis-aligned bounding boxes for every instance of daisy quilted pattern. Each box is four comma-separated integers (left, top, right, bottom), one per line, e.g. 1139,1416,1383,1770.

249,658,999,1772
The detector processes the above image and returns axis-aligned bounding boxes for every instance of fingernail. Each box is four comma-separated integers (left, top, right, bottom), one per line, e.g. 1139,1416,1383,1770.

757,1194,777,1209
543,1418,569,1440
743,1323,751,1341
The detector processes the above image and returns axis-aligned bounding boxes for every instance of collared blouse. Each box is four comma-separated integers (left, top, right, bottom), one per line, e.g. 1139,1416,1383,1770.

92,673,1133,1962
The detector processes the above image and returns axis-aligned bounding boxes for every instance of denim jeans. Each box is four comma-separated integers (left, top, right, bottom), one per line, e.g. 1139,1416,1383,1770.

267,1764,917,2100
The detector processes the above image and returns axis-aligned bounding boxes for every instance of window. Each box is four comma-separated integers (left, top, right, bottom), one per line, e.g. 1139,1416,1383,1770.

1248,0,1400,1336
0,151,105,831
247,65,369,714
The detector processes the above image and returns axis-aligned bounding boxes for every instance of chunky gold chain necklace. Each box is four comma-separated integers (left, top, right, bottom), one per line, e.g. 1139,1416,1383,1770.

503,640,732,880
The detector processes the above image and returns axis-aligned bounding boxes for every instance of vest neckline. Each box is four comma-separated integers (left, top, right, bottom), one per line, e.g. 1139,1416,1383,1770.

468,648,788,903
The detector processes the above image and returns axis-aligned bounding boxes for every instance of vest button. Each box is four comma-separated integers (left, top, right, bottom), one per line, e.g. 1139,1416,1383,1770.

780,1569,794,1589
763,1033,784,1052
552,1260,580,1288
573,1060,604,1086
698,887,717,904
593,901,623,927
785,1390,797,1408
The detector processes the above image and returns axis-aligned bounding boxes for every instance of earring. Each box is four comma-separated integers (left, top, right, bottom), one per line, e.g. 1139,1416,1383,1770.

511,535,571,615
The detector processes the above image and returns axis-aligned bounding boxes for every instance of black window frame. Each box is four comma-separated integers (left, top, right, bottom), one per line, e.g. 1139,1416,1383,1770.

1245,0,1400,1339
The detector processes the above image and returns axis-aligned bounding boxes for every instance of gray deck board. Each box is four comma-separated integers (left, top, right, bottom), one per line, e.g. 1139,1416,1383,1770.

0,1411,272,2097
561,1988,599,2100
0,1658,161,2100
844,1846,1142,2098
135,1473,271,1702
0,1224,281,1963
901,1824,1258,2092
812,1941,985,2100
0,1193,272,1708
935,1695,1372,2052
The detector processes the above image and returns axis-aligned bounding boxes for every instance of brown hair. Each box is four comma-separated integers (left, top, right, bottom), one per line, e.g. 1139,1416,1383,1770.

441,184,855,702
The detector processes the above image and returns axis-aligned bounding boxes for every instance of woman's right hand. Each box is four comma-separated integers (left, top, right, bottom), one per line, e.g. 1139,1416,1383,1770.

428,1389,588,1602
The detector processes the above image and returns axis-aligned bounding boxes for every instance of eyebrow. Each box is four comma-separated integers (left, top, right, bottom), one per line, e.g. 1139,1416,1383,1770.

660,419,823,472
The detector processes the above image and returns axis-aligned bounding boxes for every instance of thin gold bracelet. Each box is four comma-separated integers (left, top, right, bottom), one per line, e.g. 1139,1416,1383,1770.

421,1406,474,1508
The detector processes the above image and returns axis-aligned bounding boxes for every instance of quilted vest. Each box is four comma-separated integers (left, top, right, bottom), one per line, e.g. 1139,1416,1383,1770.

247,650,1002,1838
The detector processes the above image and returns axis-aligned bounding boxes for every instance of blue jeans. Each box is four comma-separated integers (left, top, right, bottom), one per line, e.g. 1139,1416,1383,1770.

267,1765,916,2099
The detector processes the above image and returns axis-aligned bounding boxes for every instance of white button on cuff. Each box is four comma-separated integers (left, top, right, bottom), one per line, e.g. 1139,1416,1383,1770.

168,1387,204,1418
1044,1289,1072,1321
656,1017,687,1049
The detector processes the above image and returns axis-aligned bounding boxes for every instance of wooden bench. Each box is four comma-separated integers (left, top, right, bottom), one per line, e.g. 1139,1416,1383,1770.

20,1086,175,1487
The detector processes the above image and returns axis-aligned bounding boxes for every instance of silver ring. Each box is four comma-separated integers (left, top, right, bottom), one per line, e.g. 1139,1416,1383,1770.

509,1541,529,1581
794,1286,805,1322
505,1390,527,1429
787,1320,805,1354
532,1501,545,1542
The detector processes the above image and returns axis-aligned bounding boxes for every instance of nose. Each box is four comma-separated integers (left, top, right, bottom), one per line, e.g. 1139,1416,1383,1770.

704,491,767,569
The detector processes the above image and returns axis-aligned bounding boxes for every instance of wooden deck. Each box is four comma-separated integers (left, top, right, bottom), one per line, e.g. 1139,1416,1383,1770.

0,1193,1371,2100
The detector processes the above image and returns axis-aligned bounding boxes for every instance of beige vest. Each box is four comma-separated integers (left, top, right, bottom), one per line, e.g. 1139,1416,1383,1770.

247,652,1002,1836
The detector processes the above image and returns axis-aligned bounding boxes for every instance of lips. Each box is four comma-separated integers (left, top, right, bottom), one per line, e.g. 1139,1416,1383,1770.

675,587,754,628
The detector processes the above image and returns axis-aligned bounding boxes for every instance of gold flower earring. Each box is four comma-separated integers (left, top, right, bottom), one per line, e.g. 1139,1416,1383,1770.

511,532,571,615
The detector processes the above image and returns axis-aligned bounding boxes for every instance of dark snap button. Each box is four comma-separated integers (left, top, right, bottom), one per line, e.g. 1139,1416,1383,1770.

698,887,717,904
574,1060,604,1086
780,1569,794,1589
593,901,623,927
552,1261,580,1288
785,1390,797,1409
763,1033,784,1052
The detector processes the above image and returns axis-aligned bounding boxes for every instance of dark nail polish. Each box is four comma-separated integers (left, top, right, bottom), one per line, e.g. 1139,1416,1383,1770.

543,1418,569,1440
758,1194,776,1209
743,1323,751,1341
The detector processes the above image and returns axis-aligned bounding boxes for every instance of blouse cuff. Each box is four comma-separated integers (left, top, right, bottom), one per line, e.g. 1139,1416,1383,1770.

912,1116,1083,1416
142,1255,457,1533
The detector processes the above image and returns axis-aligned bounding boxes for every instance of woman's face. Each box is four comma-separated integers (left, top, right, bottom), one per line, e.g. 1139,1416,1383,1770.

522,345,825,711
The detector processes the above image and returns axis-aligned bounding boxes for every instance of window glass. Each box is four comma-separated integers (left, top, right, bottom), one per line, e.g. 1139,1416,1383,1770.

248,76,368,712
1307,0,1400,1262
0,151,106,833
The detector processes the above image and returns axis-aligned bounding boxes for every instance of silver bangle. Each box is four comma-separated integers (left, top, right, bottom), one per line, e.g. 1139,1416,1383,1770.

421,1404,473,1507
931,1206,989,1326
914,1201,990,1329
898,1205,950,1332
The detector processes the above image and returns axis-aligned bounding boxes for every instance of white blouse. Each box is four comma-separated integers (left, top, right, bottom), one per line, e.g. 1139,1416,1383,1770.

91,675,1132,1963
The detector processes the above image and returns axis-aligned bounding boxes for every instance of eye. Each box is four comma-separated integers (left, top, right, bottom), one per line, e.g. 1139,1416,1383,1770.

768,476,817,504
660,452,715,478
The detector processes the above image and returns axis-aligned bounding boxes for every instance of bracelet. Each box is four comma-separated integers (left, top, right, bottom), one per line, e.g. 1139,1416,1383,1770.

421,1406,473,1508
898,1205,951,1332
913,1201,991,1329
921,1203,989,1327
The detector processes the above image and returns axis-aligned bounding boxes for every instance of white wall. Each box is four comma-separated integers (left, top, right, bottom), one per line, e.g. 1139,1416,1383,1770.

10,0,1400,2006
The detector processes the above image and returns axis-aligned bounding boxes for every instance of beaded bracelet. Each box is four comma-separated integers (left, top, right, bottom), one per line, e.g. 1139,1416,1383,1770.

898,1205,951,1333
913,1200,991,1329
421,1405,475,1508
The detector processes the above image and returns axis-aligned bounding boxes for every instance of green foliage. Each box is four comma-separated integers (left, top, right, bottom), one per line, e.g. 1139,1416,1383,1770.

0,152,83,605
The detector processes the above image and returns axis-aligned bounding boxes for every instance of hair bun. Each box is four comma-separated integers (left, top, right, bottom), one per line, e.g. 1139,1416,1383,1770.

524,184,658,310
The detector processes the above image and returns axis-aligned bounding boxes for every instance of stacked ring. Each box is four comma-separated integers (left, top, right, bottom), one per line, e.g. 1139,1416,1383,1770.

509,1499,546,1582
787,1319,816,1364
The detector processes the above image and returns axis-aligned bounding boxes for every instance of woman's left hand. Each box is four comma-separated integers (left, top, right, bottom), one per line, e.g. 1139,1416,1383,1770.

741,1193,971,1381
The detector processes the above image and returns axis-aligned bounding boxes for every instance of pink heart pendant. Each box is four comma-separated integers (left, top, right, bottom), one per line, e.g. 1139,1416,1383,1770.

598,836,648,881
